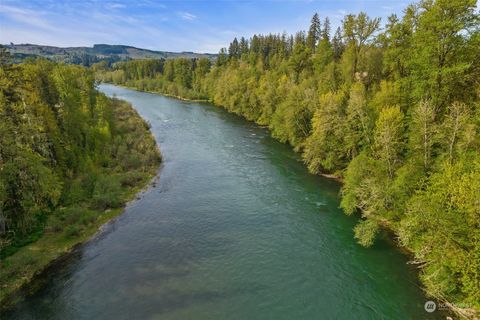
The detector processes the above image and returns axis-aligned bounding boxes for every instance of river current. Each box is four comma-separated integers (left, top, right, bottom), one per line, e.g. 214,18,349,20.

4,84,441,319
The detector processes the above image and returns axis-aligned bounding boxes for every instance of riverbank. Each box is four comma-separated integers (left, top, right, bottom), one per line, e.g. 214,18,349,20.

111,83,210,103
7,83,443,319
0,97,161,313
104,82,478,320
106,83,348,184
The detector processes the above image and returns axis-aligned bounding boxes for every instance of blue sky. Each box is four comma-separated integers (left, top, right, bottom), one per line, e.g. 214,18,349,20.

0,0,409,53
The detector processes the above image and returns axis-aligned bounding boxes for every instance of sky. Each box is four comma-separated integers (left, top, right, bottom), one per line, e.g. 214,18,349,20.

0,0,409,54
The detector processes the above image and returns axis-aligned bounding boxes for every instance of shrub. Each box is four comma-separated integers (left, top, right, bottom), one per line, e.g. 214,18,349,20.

64,225,81,238
90,175,122,210
120,171,145,187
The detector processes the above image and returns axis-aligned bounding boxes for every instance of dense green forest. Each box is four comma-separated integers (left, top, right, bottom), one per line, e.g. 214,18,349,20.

6,44,216,66
96,0,480,315
0,49,160,304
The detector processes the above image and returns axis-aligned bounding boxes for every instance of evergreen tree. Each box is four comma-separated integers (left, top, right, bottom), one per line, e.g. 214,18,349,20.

92,1,480,312
332,27,345,60
306,13,321,52
228,38,240,59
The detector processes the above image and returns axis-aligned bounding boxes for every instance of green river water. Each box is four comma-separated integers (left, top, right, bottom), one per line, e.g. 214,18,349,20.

4,84,443,320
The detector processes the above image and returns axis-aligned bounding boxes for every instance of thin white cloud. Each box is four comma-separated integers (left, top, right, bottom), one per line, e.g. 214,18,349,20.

178,11,196,21
0,0,406,54
0,4,57,31
136,0,166,9
1,26,110,47
105,3,126,10
91,11,139,25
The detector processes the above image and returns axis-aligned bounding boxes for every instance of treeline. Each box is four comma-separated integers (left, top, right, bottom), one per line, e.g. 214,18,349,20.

0,50,161,258
95,57,212,100
95,0,479,314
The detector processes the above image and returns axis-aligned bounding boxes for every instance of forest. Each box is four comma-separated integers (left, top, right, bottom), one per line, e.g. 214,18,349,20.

0,49,160,304
95,0,480,315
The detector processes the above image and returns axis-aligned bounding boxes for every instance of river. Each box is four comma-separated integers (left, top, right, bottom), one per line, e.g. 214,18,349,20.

4,84,442,319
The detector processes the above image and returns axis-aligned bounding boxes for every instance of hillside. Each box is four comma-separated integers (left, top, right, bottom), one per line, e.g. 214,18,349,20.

0,53,161,309
4,43,216,66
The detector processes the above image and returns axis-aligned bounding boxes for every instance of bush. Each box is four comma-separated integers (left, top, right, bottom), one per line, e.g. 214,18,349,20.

45,216,64,233
121,154,143,170
120,171,145,187
63,207,85,225
64,225,81,238
354,219,380,247
62,173,98,205
77,208,97,226
90,175,122,210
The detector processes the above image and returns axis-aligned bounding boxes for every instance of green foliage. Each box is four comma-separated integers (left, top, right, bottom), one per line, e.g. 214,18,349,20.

342,12,381,80
94,0,480,312
344,83,372,159
462,232,480,308
64,225,81,238
408,100,437,170
91,176,122,210
399,157,480,308
0,52,160,258
303,91,346,172
340,152,377,215
354,219,380,247
374,105,405,178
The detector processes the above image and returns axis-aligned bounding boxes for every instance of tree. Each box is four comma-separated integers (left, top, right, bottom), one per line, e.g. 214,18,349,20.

239,37,249,57
289,32,311,82
313,18,334,73
409,100,437,170
342,12,381,77
173,58,193,89
440,101,474,163
163,59,175,81
303,92,346,173
322,17,331,42
332,27,345,60
344,83,373,159
193,58,211,94
216,48,228,66
410,0,479,110
399,158,480,309
306,13,321,52
228,38,240,59
91,2,480,311
340,151,384,247
374,106,405,179
271,81,315,147
381,13,413,81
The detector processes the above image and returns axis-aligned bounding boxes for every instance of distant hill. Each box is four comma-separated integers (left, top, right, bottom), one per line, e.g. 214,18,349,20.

4,43,217,66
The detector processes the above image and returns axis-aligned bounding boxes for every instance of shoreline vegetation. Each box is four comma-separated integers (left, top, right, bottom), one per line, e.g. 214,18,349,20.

94,0,480,317
113,83,210,103
0,54,161,312
103,82,470,319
